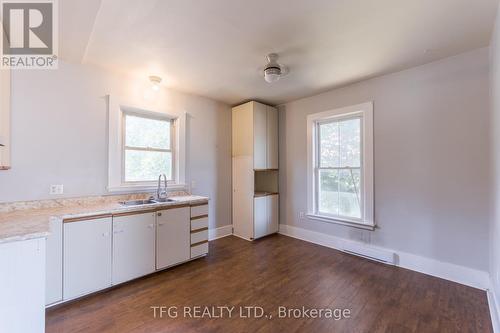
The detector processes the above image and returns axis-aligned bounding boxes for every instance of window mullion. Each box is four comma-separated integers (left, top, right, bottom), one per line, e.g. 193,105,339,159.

124,146,171,153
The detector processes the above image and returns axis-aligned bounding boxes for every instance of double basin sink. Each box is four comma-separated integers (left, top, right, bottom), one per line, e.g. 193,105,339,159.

119,197,176,206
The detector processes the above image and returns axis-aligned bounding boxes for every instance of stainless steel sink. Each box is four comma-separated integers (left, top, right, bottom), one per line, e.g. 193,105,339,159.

119,198,175,206
153,198,175,203
119,199,157,206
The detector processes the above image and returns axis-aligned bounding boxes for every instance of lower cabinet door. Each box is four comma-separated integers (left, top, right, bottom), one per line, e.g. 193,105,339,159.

46,219,63,305
0,238,46,333
112,212,156,285
156,207,190,270
63,217,112,300
254,196,268,239
267,194,279,234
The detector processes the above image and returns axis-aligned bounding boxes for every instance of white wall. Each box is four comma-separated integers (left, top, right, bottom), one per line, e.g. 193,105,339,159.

490,2,500,310
0,61,232,228
279,48,490,271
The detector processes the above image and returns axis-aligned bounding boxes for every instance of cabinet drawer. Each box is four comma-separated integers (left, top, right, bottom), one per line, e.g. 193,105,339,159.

191,229,208,244
191,242,208,258
191,204,208,217
191,216,208,230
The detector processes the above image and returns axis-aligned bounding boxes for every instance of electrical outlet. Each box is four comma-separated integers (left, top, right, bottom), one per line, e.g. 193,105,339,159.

50,184,64,195
299,212,305,220
191,180,197,189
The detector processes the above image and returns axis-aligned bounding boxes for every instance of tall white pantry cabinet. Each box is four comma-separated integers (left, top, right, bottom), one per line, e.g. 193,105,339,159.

232,101,279,240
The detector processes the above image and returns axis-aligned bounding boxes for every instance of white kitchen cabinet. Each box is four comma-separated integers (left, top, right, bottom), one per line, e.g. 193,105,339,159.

267,194,279,234
191,204,209,217
0,238,45,333
156,207,190,269
233,101,278,170
252,103,278,170
232,101,280,241
191,242,209,258
190,204,209,258
253,194,279,239
46,219,63,305
232,156,254,239
254,196,268,239
112,212,156,285
0,59,10,169
63,216,112,300
253,102,267,169
191,216,208,230
266,105,278,169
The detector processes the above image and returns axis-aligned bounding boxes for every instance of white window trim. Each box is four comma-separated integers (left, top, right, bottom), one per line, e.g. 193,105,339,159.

306,102,374,229
107,95,187,192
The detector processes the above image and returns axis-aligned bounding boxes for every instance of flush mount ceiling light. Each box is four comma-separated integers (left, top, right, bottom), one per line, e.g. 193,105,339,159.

262,53,288,83
149,75,162,91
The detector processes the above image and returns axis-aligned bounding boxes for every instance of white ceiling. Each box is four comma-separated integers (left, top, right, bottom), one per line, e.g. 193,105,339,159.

60,0,499,105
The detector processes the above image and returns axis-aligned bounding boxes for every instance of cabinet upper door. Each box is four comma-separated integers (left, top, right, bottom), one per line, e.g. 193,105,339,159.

63,217,112,300
112,212,156,285
266,106,278,169
232,102,254,157
156,207,190,269
253,102,267,169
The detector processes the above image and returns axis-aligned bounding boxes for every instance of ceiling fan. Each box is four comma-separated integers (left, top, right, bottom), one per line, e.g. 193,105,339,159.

262,53,289,83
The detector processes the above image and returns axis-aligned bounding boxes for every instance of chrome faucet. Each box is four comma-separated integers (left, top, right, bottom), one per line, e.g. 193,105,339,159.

156,174,168,200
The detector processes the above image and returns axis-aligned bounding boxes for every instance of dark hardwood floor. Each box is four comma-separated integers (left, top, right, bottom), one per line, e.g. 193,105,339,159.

46,234,492,333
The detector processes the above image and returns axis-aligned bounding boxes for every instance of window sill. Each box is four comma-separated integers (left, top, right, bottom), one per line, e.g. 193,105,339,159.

306,214,376,231
107,183,188,193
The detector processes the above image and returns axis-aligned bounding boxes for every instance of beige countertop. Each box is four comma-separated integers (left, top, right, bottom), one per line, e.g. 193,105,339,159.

0,194,209,245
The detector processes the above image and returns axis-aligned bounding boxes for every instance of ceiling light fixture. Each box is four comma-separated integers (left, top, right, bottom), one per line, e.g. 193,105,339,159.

263,53,288,83
149,75,162,91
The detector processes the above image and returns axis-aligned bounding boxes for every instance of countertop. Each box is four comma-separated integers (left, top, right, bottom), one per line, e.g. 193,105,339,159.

0,195,209,245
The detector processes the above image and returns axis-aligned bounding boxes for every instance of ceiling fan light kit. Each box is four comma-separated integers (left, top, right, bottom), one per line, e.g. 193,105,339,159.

263,53,288,83
149,75,162,91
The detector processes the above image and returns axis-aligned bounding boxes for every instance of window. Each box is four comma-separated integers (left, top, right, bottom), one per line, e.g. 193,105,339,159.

106,96,187,192
307,102,374,229
123,113,174,183
317,116,362,219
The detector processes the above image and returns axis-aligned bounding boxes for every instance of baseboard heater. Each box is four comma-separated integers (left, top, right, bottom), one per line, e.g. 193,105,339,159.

341,241,395,265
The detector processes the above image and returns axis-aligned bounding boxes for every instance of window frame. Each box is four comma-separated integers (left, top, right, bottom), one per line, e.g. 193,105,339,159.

107,95,187,193
121,111,176,185
306,102,374,230
315,115,364,221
